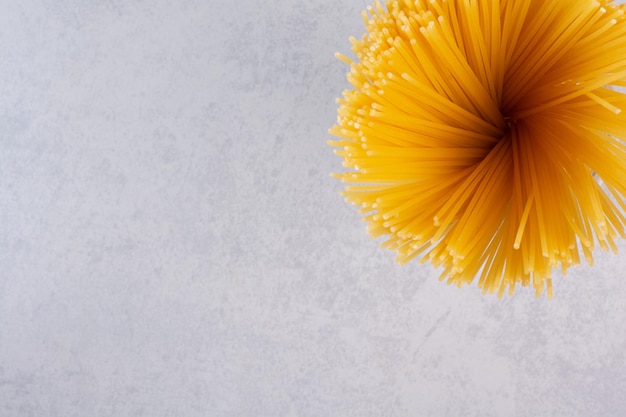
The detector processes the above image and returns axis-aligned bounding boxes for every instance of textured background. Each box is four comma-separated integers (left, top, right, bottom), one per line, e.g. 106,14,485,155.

1,1,626,416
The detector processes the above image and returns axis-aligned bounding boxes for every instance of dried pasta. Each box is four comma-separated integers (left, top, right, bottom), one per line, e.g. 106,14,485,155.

330,0,626,297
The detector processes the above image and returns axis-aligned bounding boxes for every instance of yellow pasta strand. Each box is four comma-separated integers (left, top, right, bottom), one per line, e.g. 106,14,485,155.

330,0,626,297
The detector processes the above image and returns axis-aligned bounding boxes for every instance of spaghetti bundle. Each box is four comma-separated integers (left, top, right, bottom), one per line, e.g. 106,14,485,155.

330,0,626,297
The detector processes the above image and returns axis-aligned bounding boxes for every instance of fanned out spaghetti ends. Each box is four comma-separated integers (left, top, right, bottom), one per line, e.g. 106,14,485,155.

329,0,626,297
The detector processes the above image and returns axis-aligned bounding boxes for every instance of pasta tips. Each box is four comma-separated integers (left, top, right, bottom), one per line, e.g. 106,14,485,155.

330,0,626,298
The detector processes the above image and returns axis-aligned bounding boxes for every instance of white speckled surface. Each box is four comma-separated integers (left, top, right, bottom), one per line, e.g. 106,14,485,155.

1,1,626,416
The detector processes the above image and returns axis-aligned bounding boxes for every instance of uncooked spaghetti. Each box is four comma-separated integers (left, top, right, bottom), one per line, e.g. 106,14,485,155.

330,0,626,297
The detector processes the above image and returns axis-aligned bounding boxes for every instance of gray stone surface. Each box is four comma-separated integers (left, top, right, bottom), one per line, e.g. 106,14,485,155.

1,1,625,416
